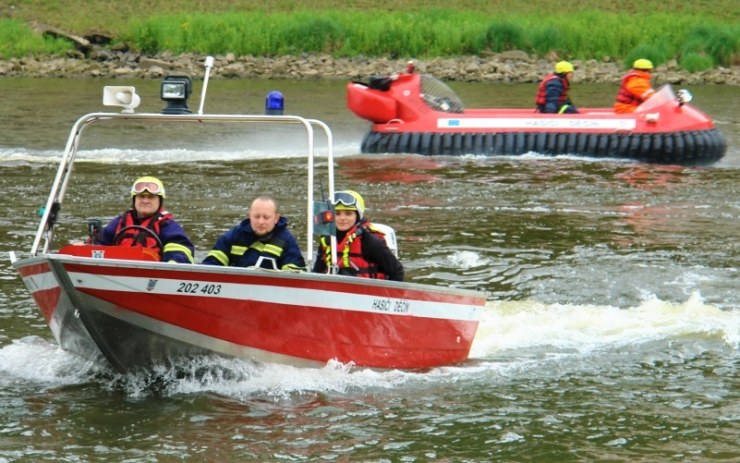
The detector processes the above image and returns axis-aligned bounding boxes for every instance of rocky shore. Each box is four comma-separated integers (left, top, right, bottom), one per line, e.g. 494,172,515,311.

2,48,739,85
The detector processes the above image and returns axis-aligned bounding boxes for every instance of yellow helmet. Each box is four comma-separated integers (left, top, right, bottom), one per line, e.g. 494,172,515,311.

130,176,166,198
633,59,654,70
333,190,365,220
555,61,574,74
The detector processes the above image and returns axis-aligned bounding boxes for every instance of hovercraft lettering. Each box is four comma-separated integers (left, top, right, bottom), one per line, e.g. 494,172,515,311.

524,120,560,128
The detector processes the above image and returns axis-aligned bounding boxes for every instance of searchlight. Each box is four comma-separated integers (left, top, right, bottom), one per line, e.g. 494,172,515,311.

160,75,193,114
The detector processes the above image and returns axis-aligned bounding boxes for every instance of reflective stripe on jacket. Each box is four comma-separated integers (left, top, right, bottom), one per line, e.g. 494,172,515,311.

202,216,305,270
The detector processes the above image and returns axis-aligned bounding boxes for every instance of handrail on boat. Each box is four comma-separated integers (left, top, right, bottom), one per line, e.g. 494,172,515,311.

30,112,337,271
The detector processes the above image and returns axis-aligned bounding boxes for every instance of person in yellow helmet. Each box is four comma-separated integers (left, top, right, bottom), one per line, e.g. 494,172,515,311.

614,59,656,113
535,61,579,114
91,176,195,263
313,190,404,281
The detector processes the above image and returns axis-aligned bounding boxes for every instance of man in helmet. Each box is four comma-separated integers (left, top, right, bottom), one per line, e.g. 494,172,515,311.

201,195,305,270
312,190,404,281
535,61,579,114
92,176,195,263
614,58,656,113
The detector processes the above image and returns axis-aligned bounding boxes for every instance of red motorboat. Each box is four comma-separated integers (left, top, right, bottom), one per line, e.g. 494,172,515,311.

347,66,726,166
11,73,486,373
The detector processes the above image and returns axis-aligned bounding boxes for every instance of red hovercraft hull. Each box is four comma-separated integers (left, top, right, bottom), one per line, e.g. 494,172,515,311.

347,72,726,166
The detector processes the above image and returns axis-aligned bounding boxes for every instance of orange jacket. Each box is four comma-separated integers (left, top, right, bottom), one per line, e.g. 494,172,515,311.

614,70,655,113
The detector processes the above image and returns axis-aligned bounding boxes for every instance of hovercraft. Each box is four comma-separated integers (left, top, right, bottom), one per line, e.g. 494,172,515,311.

346,68,726,166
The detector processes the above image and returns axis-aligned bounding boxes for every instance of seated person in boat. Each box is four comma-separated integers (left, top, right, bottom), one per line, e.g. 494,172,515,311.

90,176,195,263
312,190,404,281
535,61,579,114
614,58,656,114
201,195,305,270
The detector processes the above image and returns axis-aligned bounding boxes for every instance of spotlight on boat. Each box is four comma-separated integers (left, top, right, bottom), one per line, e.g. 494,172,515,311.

160,75,193,114
265,90,284,115
103,86,141,113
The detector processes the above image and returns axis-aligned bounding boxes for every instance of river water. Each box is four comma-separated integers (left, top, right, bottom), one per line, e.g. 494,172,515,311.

0,77,738,462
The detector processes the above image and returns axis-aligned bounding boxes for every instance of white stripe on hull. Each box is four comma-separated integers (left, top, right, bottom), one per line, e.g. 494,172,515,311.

438,117,637,130
68,271,483,321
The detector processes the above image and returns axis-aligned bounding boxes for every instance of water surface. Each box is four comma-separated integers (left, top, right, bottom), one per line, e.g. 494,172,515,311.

0,77,738,462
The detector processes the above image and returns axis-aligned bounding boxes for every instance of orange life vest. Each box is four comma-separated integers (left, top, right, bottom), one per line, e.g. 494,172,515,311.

535,74,570,107
319,223,387,279
114,210,171,255
616,70,646,106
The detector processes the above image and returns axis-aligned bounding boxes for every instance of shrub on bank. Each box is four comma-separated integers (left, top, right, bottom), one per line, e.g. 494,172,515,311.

1,10,738,73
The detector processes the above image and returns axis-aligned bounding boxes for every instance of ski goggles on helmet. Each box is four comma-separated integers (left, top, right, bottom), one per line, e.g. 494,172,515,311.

333,191,358,209
132,181,164,196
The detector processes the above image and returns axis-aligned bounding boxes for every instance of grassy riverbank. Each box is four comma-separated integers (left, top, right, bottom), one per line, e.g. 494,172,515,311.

2,0,739,71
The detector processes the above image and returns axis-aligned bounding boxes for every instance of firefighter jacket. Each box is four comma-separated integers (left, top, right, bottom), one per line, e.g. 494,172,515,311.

201,216,305,270
536,73,578,114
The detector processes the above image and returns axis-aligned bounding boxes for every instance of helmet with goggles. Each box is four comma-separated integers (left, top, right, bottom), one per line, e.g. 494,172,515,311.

131,176,166,198
333,190,365,220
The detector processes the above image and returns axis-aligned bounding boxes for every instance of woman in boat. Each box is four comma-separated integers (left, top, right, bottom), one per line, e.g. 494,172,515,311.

614,58,656,113
201,195,305,270
92,176,195,263
313,190,404,281
535,61,579,114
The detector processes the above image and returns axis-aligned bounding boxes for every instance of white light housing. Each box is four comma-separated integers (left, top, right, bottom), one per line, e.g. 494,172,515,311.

103,86,141,113
676,89,693,106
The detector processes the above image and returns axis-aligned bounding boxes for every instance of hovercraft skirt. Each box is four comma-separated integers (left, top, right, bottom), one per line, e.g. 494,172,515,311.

361,129,727,166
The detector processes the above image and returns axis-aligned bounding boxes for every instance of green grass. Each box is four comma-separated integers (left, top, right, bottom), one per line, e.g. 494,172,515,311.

0,19,73,58
3,0,739,70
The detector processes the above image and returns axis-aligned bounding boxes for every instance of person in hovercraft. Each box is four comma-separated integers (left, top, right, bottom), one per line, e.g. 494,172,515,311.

535,61,579,114
613,58,657,113
201,195,305,270
91,176,195,263
312,190,404,281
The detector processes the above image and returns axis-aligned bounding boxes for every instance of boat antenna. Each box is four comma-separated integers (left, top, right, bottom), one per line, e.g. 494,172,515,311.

197,56,215,115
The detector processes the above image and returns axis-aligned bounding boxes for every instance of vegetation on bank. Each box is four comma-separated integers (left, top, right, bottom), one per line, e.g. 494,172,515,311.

1,0,739,72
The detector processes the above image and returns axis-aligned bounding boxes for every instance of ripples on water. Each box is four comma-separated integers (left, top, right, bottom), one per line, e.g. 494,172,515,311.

0,79,738,461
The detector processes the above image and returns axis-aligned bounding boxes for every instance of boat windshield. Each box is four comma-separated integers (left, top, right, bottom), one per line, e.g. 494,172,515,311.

636,84,676,112
419,75,465,113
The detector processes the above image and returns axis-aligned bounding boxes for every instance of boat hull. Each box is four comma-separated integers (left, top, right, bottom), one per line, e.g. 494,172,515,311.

14,252,485,372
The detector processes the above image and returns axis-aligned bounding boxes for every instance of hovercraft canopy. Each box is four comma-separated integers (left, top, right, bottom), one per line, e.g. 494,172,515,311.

419,75,464,113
